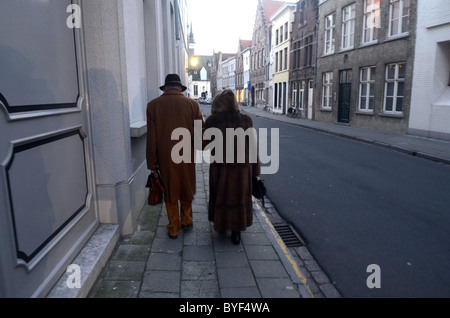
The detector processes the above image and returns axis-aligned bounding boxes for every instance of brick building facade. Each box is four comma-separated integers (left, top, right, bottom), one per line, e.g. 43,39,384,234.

289,0,319,119
315,0,417,134
250,0,285,108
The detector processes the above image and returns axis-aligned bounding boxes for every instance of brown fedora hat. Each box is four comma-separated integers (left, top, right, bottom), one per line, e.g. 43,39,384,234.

159,74,187,92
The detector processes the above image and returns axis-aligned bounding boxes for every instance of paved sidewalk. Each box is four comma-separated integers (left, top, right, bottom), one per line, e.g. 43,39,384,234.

88,154,338,298
241,106,450,166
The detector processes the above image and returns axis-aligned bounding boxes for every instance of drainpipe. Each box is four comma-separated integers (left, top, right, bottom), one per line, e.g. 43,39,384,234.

174,0,180,41
313,3,320,120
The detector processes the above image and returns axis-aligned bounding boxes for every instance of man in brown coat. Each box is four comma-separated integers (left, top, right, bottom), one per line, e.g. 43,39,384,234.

146,74,204,239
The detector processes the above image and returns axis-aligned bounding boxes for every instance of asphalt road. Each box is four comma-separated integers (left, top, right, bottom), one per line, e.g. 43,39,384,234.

200,104,450,298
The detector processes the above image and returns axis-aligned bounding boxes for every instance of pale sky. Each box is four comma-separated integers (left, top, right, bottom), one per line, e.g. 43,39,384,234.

187,0,297,56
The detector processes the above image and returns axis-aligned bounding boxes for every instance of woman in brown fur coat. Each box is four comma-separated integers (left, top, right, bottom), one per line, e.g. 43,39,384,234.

205,90,261,245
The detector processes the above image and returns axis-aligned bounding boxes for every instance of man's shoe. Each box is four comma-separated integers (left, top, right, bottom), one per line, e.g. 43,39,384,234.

168,232,178,240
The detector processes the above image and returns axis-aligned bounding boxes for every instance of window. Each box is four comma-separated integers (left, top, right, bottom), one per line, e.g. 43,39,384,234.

279,51,283,72
280,26,284,43
389,0,410,37
322,72,333,109
276,30,279,45
285,22,288,40
363,0,380,44
299,1,306,25
293,41,301,69
342,4,355,50
262,48,265,66
257,51,260,68
293,84,298,108
299,81,305,109
284,48,288,70
359,66,376,112
275,52,279,72
324,13,336,54
194,85,198,96
340,69,353,84
304,35,313,67
384,63,405,114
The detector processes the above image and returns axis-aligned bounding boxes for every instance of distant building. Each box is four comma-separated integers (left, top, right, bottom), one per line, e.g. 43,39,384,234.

236,39,252,105
315,0,417,134
271,2,296,114
289,0,319,120
211,51,235,97
250,0,286,108
188,55,213,100
243,47,251,105
220,56,237,93
409,0,450,141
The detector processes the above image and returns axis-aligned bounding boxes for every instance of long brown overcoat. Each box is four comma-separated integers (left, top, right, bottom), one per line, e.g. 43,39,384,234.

146,89,204,203
205,90,261,233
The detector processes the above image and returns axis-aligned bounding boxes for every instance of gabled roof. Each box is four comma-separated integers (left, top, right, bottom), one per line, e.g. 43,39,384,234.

239,39,252,52
261,0,286,23
270,2,297,21
220,53,236,62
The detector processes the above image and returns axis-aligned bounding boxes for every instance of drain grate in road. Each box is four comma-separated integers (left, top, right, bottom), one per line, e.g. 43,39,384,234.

273,223,305,247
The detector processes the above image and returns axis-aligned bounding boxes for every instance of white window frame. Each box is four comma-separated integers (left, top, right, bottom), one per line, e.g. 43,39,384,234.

389,0,410,38
383,63,406,114
194,85,198,97
293,86,298,108
324,13,336,55
285,22,288,41
275,52,279,72
299,81,305,109
362,0,380,44
342,4,355,50
359,66,376,112
322,72,333,109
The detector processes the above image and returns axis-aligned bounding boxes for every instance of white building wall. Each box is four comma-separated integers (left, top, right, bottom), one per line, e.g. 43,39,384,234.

122,1,148,126
0,0,189,297
228,57,236,93
409,0,450,140
271,4,295,114
84,0,189,236
243,49,251,103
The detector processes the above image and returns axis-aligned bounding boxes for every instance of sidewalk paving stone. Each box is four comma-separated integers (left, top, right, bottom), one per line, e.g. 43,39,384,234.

88,150,327,299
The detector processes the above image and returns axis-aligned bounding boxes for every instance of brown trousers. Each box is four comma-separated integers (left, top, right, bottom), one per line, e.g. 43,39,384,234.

165,200,193,236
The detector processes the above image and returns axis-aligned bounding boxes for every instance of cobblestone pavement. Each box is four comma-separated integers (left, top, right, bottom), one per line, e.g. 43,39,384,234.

88,153,340,298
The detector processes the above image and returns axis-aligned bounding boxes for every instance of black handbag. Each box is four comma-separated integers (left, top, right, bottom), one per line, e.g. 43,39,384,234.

252,176,266,206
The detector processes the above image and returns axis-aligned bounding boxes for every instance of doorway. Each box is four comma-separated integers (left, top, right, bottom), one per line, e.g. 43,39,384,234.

338,70,352,124
251,86,255,107
307,80,314,120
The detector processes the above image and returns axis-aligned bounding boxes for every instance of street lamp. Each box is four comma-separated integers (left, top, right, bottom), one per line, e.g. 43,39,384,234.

190,56,199,68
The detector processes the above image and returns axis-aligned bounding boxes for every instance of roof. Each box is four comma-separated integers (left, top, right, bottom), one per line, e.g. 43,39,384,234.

270,2,297,21
261,0,287,23
239,39,252,51
189,55,213,81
